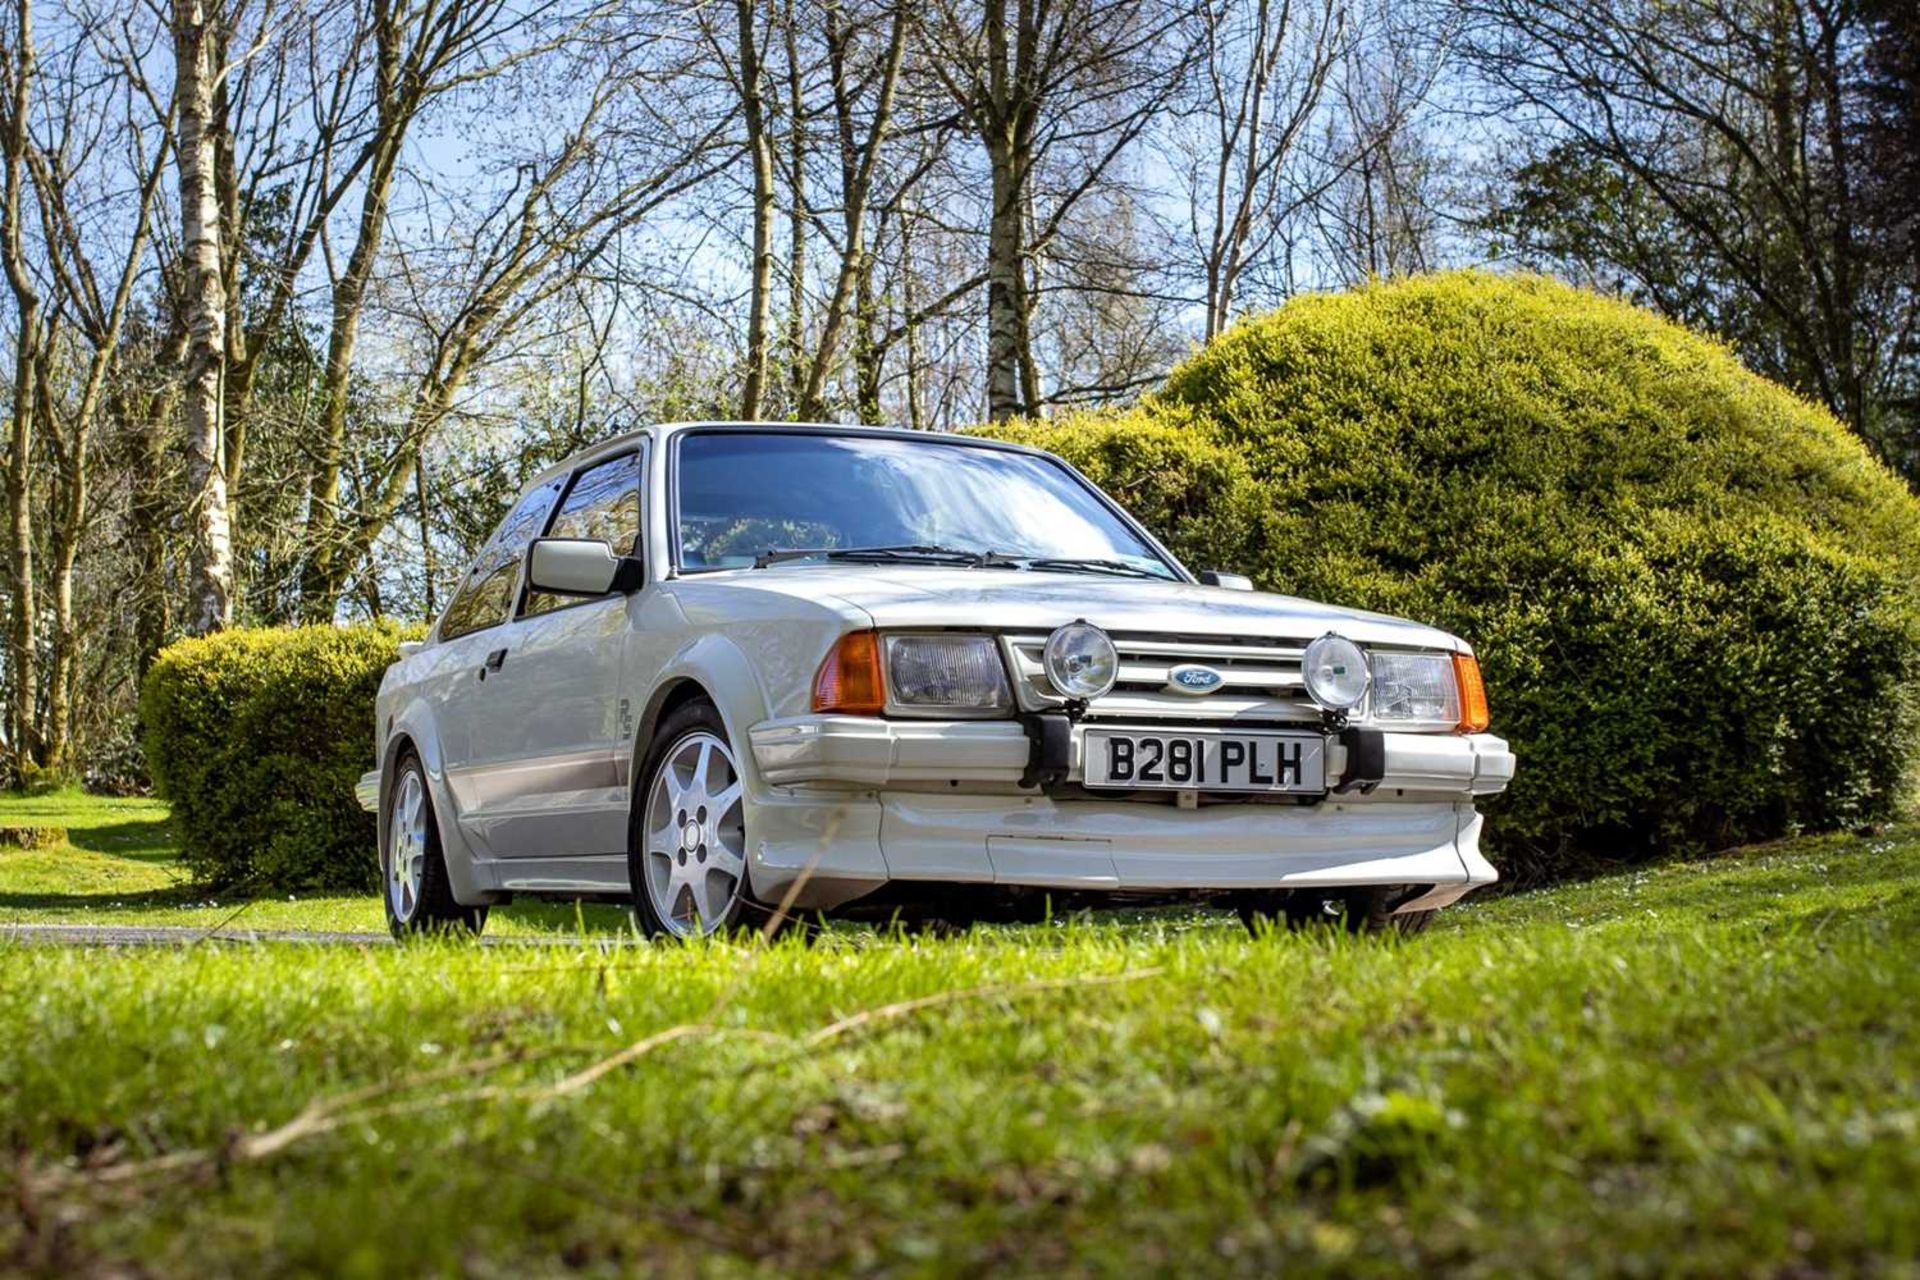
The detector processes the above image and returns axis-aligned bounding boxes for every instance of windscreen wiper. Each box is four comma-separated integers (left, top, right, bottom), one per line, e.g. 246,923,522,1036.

1023,556,1169,580
752,544,1022,569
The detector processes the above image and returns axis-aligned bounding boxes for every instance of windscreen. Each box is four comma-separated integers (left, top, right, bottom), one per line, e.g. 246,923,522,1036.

675,431,1177,577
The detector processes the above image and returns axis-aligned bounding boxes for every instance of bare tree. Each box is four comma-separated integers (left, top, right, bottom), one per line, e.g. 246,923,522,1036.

922,0,1192,420
307,68,728,607
298,0,616,619
1,0,177,769
1314,8,1449,282
790,0,907,418
25,60,173,765
1178,0,1344,339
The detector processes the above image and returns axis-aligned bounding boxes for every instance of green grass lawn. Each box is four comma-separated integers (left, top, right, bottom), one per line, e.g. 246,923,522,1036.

0,789,628,935
1,792,1916,1276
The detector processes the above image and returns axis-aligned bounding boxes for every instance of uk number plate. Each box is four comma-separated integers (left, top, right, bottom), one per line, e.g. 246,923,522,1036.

1081,728,1327,793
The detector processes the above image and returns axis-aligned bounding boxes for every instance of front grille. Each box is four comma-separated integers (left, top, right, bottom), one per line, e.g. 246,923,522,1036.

1001,632,1322,724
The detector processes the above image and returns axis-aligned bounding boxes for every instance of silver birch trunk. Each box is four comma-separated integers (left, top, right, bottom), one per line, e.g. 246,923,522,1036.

171,0,234,634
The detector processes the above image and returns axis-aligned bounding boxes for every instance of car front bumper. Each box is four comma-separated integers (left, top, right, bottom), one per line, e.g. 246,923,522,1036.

748,715,1516,796
744,716,1514,912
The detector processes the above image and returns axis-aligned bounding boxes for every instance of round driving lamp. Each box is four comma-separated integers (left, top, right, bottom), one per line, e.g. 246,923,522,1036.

1302,633,1369,711
1043,621,1118,700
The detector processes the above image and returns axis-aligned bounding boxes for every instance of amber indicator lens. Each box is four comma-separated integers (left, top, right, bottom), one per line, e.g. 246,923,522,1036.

1453,652,1490,733
813,630,886,715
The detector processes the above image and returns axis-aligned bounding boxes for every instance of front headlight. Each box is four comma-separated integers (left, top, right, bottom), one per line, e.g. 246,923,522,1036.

1368,652,1460,726
884,634,1012,717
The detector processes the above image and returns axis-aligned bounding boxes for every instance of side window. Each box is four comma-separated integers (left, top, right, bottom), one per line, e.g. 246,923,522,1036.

523,451,643,617
438,479,563,641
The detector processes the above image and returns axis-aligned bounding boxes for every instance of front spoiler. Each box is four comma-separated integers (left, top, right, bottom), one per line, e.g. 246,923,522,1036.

747,789,1500,912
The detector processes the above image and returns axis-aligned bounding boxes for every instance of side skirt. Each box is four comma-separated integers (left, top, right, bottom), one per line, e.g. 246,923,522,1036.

484,853,632,898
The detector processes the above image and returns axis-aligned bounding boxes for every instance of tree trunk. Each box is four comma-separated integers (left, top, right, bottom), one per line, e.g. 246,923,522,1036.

1811,4,1865,438
984,136,1025,420
973,0,1044,422
1,0,41,774
43,446,80,770
129,397,174,682
172,0,235,634
39,97,167,770
737,0,775,421
799,0,905,421
901,206,924,430
214,47,245,504
416,450,436,619
301,8,409,622
782,0,807,416
854,263,881,423
3,341,36,774
1015,220,1042,413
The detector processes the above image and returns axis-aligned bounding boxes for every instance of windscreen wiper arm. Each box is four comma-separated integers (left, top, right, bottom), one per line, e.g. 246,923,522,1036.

752,544,1022,569
1023,556,1169,579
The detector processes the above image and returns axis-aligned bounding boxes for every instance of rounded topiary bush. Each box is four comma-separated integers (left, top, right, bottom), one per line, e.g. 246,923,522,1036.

998,271,1920,879
141,623,417,892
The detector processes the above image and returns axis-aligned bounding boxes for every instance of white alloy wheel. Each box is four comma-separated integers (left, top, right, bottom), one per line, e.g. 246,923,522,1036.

387,766,429,924
641,729,748,936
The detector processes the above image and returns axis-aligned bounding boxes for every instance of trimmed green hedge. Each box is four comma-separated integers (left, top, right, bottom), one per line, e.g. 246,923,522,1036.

140,623,414,892
993,271,1920,879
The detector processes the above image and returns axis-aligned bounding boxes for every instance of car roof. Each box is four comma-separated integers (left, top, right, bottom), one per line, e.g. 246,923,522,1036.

523,420,1048,492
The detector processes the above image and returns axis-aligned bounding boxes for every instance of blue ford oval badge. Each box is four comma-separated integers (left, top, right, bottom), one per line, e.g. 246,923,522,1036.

1166,664,1225,695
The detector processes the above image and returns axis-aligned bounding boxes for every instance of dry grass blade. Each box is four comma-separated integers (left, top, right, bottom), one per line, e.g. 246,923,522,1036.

539,1023,714,1097
803,967,1164,1047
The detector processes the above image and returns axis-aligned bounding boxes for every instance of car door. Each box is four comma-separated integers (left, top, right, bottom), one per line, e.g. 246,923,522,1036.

471,447,646,860
428,477,564,859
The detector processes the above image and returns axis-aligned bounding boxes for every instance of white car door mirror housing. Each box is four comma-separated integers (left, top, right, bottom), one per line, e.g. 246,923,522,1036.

526,538,643,597
1199,570,1254,591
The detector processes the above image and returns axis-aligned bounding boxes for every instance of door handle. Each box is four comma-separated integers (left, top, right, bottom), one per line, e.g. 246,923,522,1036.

478,647,508,680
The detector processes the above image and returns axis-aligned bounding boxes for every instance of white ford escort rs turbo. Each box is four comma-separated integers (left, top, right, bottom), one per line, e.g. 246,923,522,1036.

358,422,1515,937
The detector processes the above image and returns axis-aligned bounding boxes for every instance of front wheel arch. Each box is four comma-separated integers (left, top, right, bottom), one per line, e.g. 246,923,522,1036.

376,715,498,907
627,635,778,799
631,678,715,785
382,749,487,937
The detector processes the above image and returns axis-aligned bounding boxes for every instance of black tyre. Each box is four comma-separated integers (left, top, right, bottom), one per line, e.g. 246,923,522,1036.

1344,886,1437,936
383,754,488,938
1238,887,1434,937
